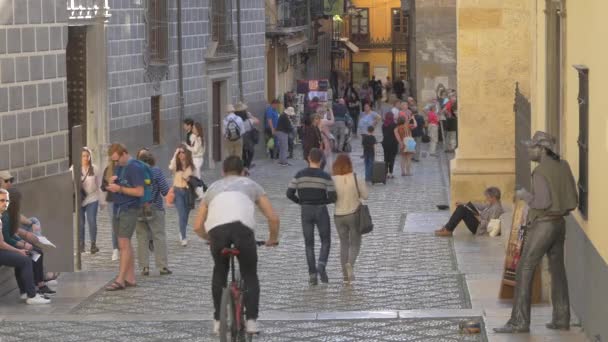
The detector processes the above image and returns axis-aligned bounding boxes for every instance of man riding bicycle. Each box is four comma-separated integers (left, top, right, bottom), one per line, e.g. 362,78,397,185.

194,156,280,335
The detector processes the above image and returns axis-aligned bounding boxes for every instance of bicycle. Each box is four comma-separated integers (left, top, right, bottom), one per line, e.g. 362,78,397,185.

219,240,276,342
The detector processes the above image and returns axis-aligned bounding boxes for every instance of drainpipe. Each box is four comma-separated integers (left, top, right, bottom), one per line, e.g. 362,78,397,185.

407,0,417,99
177,0,185,141
236,0,244,101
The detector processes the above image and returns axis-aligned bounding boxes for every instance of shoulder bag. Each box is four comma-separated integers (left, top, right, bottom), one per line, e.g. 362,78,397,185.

353,173,373,235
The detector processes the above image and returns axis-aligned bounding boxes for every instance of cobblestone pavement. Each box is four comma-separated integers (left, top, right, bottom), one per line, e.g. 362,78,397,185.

1,129,490,341
0,318,486,342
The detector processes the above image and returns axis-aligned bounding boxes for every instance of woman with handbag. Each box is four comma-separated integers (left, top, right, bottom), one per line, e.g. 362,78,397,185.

394,116,415,176
184,122,205,199
332,154,369,283
169,145,194,247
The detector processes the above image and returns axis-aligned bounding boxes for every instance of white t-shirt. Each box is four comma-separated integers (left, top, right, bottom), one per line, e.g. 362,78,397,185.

202,176,266,232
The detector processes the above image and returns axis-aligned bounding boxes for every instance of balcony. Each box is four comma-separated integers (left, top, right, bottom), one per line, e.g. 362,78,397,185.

266,0,308,36
67,0,111,22
350,35,408,50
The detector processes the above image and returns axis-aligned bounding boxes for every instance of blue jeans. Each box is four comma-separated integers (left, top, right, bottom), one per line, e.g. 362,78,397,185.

173,187,191,239
300,205,331,275
79,201,99,243
364,155,374,181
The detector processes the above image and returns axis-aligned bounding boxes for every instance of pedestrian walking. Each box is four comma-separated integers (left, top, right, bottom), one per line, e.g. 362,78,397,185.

223,104,245,159
276,107,295,166
104,143,145,291
344,82,361,135
395,116,414,176
362,126,377,182
319,103,335,168
411,111,425,162
184,122,205,198
100,160,120,261
393,76,405,100
0,189,50,305
427,105,440,156
135,149,172,276
286,148,337,285
302,114,324,166
332,99,349,153
76,147,101,254
169,145,194,247
264,99,280,159
235,102,260,169
193,156,280,335
495,132,578,334
357,103,381,138
183,118,194,147
331,154,368,283
381,112,399,178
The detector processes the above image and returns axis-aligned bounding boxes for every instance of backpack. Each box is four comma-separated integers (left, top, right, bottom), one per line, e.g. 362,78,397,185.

117,159,153,205
224,118,241,141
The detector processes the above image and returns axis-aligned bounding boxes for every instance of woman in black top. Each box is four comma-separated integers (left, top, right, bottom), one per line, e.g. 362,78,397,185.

276,108,295,166
381,112,399,178
302,114,323,163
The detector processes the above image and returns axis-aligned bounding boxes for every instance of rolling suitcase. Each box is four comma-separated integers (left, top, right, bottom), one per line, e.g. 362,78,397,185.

371,161,386,184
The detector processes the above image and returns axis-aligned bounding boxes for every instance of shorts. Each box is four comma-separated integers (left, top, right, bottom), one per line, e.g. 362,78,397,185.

113,208,139,239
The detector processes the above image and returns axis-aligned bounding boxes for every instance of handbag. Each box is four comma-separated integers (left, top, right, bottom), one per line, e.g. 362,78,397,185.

488,219,501,237
353,173,373,235
404,136,416,152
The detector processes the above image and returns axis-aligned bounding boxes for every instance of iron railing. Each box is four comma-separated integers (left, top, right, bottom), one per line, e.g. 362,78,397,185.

267,0,308,30
350,35,408,49
67,0,110,20
211,0,236,55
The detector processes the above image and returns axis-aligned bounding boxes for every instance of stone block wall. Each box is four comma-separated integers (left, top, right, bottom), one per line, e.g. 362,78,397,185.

234,0,266,106
0,0,69,182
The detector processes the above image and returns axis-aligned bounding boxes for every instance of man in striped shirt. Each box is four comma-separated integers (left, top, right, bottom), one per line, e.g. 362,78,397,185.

286,148,337,285
135,149,172,276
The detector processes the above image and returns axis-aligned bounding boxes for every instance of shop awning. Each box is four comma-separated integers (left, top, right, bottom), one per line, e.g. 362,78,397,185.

281,36,309,55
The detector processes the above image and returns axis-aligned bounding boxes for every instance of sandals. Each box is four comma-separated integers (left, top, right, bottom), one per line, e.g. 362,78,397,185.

125,281,137,288
105,281,126,291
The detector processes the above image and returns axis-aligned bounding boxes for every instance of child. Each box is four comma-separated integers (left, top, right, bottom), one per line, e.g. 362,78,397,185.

362,126,377,182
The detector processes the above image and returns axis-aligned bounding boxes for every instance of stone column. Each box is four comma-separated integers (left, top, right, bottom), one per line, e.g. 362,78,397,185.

451,0,533,206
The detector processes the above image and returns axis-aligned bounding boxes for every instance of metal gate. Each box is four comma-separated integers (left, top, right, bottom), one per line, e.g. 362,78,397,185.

66,26,87,164
514,82,531,190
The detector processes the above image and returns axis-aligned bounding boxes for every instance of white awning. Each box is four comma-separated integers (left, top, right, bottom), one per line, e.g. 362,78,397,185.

281,36,309,55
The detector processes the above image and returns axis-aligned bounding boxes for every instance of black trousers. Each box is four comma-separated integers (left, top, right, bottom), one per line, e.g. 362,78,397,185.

348,108,360,134
0,250,37,297
445,205,480,234
242,146,254,168
382,143,398,174
209,222,259,320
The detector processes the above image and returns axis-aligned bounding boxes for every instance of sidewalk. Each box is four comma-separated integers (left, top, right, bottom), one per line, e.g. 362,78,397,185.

0,120,589,341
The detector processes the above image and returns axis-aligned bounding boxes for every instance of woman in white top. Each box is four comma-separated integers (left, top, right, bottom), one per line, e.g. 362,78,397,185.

332,154,368,283
77,147,102,254
185,122,205,179
318,103,335,169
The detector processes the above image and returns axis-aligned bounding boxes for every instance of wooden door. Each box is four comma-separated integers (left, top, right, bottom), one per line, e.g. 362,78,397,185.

212,81,222,161
66,26,88,164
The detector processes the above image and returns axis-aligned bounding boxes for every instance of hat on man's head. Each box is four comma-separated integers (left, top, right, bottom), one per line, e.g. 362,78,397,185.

0,171,13,182
235,102,248,112
284,107,296,116
225,104,236,113
522,131,556,153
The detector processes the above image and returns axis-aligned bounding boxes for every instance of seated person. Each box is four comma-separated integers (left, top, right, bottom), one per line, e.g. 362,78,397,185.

0,189,50,304
2,189,55,297
435,187,504,237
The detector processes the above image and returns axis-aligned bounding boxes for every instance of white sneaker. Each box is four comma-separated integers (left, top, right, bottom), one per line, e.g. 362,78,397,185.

111,249,119,261
20,293,27,300
26,294,51,305
213,320,220,335
46,279,58,286
181,239,188,247
246,319,259,334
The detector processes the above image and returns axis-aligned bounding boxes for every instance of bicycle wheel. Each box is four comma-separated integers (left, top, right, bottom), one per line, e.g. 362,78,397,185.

219,287,235,342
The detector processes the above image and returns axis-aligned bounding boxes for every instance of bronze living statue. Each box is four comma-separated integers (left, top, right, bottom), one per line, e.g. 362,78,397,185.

494,131,578,334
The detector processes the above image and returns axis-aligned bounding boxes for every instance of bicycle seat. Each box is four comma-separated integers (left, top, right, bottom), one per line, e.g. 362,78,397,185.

221,248,240,256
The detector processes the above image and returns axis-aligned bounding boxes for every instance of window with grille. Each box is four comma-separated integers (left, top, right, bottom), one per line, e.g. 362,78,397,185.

350,8,369,43
151,96,161,145
391,8,408,44
574,65,589,218
211,0,234,54
148,0,168,64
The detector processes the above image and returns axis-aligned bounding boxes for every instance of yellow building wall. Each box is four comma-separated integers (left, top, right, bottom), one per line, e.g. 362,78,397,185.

451,0,534,206
350,0,404,82
531,0,608,263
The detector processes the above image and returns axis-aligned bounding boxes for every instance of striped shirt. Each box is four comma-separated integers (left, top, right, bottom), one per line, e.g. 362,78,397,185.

150,166,170,211
286,168,337,205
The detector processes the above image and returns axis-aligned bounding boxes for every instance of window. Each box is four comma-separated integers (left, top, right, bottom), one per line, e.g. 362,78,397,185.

211,0,234,53
151,96,161,145
352,62,370,85
350,8,369,43
148,0,168,64
574,65,589,218
391,8,408,44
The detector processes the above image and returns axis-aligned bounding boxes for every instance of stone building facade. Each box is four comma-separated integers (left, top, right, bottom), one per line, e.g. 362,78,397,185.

0,0,69,183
